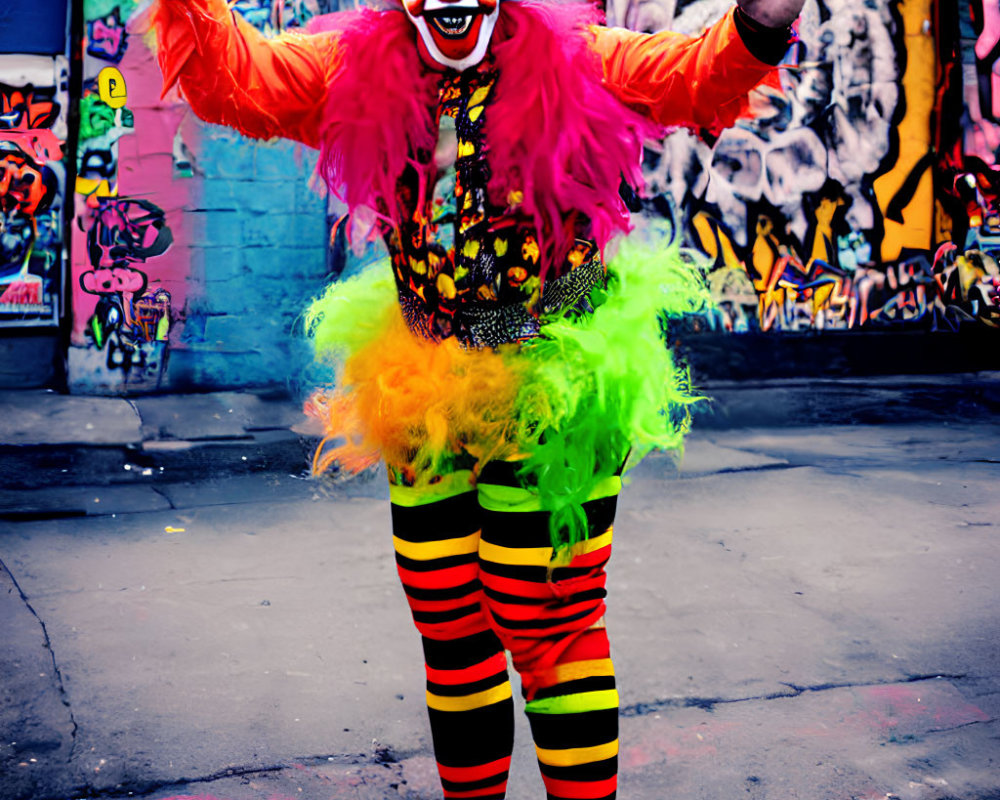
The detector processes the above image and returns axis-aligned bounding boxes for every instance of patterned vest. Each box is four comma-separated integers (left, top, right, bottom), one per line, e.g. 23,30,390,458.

387,62,603,347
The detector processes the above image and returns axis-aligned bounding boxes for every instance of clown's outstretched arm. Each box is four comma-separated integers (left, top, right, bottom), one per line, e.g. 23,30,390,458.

153,0,342,146
591,1,801,132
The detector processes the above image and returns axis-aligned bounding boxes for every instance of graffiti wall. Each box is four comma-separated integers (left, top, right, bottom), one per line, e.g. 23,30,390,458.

0,56,68,327
68,0,185,391
65,0,338,394
615,0,1000,334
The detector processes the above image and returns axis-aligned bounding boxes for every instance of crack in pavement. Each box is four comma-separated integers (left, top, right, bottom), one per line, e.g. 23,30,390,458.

921,717,999,735
713,463,801,476
149,485,176,510
619,672,971,716
39,752,382,800
0,557,80,764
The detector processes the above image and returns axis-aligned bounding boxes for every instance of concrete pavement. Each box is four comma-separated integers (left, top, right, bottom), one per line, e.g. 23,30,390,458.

1,379,999,799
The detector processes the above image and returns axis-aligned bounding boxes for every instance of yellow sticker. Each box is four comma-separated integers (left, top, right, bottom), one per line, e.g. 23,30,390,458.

164,526,186,533
98,67,127,108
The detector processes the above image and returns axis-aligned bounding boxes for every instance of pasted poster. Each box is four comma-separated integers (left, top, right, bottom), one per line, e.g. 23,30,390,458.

0,55,68,327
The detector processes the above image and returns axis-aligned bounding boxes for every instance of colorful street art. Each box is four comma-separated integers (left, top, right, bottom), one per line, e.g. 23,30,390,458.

620,0,1000,333
67,0,189,392
79,197,174,377
0,56,68,327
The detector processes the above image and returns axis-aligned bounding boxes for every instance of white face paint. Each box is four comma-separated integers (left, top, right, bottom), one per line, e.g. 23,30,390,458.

403,0,501,71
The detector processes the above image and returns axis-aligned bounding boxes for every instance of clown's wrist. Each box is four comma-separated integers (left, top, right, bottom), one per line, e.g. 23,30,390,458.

733,4,795,65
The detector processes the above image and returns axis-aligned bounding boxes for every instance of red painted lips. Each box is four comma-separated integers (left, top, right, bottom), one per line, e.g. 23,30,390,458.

424,9,487,60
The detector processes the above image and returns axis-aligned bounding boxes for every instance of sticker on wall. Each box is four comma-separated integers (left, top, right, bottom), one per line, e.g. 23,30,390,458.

97,66,127,108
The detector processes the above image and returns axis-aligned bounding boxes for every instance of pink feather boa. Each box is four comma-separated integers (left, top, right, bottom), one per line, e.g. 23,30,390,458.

310,1,662,282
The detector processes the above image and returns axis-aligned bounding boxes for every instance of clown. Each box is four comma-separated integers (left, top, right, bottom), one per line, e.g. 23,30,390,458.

404,0,501,70
153,0,803,797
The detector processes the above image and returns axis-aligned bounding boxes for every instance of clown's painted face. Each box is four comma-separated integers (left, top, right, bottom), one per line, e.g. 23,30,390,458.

403,0,500,71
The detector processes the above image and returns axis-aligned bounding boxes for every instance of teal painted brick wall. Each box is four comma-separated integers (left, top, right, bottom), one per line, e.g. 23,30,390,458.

169,130,330,395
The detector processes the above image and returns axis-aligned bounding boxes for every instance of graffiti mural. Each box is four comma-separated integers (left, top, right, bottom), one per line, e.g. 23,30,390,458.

619,0,999,333
79,197,174,380
86,7,129,64
77,85,135,204
72,191,176,384
0,56,68,327
69,0,187,392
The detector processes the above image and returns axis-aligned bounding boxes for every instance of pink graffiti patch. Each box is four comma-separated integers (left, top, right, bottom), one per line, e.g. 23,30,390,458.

81,266,147,295
0,129,64,163
791,679,991,741
849,681,990,737
620,716,740,769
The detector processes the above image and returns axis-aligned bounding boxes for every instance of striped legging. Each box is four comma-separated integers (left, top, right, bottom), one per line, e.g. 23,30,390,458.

390,461,620,800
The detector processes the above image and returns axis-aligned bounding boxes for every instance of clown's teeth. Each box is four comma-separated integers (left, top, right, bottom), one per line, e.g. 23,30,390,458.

434,15,473,34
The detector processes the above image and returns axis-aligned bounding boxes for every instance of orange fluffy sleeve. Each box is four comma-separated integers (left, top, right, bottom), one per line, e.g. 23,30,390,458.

589,7,782,134
152,0,343,147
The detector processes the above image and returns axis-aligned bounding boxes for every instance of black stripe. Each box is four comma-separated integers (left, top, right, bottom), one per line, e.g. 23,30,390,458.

440,772,510,793
477,459,527,487
528,708,619,750
483,585,607,607
430,700,515,767
488,603,597,631
427,668,510,697
481,508,552,547
478,560,550,582
538,755,618,782
546,792,615,800
422,630,504,670
395,550,477,572
529,675,617,701
403,579,482,601
411,602,483,626
551,560,609,582
391,492,480,542
480,495,619,549
479,560,599,583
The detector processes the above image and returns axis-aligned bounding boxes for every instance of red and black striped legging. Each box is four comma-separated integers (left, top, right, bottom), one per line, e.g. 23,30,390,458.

391,460,621,800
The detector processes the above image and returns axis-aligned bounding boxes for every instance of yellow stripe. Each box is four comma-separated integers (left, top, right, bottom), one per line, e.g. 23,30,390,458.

479,528,614,568
576,529,613,555
535,739,619,767
542,658,615,686
426,682,513,712
393,532,479,561
479,539,552,567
